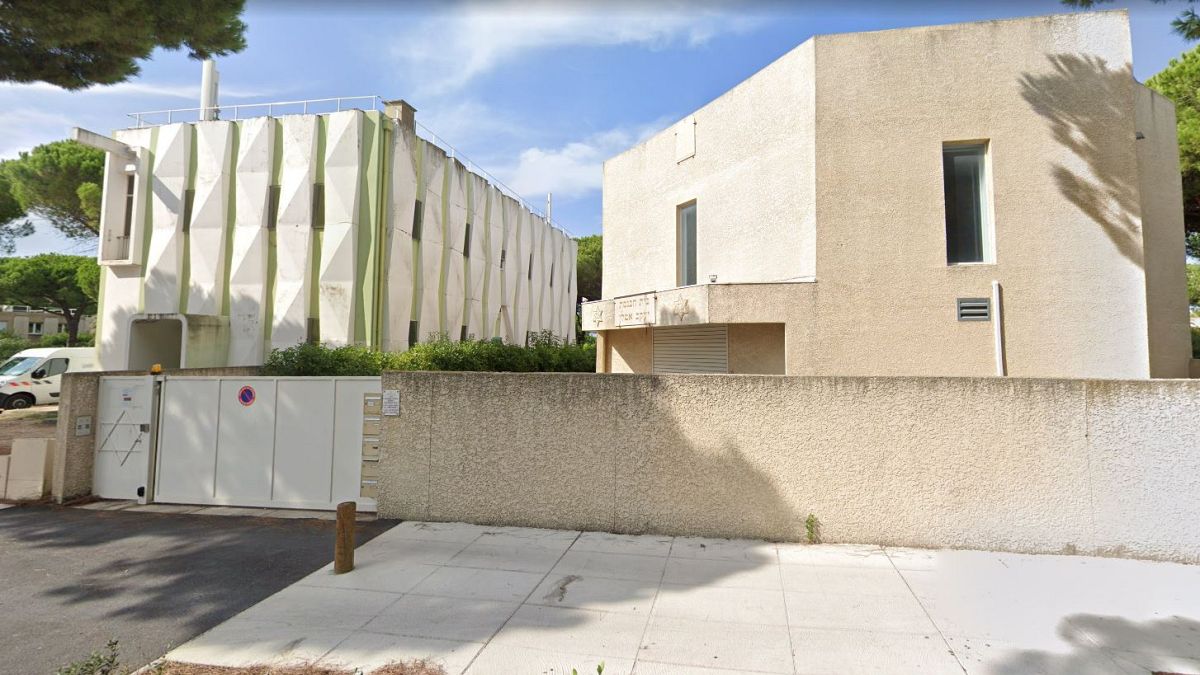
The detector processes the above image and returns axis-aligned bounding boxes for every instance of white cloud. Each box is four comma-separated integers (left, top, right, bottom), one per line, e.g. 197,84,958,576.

394,0,766,95
0,108,77,159
0,80,285,100
497,118,670,200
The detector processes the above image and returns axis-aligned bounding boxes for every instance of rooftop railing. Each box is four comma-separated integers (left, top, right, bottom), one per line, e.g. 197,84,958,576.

124,95,573,236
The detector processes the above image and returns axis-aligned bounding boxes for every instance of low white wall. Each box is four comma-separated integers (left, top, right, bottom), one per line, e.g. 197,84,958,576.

378,373,1200,562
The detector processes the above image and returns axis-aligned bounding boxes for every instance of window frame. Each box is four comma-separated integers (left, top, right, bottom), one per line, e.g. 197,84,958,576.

676,200,698,286
942,141,996,266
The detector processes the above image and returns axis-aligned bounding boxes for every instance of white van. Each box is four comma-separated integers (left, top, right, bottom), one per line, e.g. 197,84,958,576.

0,347,99,409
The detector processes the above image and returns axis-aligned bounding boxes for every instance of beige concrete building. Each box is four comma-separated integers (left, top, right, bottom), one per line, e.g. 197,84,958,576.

582,11,1193,378
0,306,96,340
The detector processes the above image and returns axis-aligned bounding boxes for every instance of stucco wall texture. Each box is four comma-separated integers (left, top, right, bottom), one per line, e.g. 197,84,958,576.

378,371,1200,563
598,11,1192,379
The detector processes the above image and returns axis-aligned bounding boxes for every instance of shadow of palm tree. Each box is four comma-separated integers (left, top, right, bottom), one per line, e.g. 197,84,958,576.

987,613,1200,674
1018,54,1144,269
0,506,394,673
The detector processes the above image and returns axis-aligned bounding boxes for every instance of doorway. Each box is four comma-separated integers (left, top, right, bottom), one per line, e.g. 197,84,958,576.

128,318,183,370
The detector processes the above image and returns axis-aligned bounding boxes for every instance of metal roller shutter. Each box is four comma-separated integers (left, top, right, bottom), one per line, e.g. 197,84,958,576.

652,325,729,374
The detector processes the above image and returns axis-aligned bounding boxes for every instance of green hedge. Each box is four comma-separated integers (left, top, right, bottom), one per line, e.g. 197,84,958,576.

263,332,596,377
0,331,95,360
1193,326,1200,359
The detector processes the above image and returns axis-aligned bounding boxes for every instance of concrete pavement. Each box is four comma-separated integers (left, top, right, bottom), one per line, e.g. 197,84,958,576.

0,504,394,675
164,521,1200,674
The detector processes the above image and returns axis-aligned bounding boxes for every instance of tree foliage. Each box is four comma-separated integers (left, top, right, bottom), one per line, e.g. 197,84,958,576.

0,254,99,346
1147,46,1200,257
1188,263,1200,307
1,140,105,239
0,166,33,254
1063,0,1200,40
576,234,602,301
0,0,247,90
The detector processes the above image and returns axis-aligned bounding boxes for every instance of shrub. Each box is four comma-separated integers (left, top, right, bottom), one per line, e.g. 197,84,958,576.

263,332,595,377
1192,326,1200,359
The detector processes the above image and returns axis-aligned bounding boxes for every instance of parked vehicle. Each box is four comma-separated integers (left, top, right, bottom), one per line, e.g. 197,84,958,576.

0,347,99,409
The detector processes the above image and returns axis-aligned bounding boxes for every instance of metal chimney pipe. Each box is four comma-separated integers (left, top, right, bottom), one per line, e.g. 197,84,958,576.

200,60,219,121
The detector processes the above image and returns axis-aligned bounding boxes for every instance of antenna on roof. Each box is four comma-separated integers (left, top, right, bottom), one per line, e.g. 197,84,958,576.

200,60,220,121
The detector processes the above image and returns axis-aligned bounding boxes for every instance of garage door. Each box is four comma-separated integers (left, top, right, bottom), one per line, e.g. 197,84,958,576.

653,325,728,373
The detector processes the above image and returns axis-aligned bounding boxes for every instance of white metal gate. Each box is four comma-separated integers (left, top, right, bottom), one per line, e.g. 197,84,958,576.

151,376,380,511
93,376,155,499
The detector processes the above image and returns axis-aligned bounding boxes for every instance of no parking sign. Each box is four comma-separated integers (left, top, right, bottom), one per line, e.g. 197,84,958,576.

237,385,256,406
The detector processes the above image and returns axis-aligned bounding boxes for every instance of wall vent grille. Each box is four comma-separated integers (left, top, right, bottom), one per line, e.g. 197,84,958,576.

957,298,990,321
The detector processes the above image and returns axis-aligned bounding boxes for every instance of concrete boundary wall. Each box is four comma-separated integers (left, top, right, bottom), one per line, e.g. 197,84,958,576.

52,366,260,502
378,372,1200,562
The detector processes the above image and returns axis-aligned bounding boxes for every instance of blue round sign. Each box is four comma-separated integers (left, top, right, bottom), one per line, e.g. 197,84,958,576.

237,385,256,406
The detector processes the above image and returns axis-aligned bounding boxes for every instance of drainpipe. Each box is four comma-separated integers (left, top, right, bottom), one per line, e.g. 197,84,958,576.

992,280,1006,376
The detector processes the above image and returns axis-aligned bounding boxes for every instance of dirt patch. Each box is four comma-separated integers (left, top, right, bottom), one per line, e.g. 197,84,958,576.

156,662,446,675
0,405,57,455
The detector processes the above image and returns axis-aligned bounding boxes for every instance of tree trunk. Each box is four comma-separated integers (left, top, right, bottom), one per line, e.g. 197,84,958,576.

64,309,79,347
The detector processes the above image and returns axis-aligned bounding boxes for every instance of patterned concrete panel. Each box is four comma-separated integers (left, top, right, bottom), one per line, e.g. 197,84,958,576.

465,173,489,340
144,123,191,314
271,115,319,350
418,142,446,341
228,116,275,364
318,110,363,346
443,160,468,335
385,121,418,351
187,121,234,316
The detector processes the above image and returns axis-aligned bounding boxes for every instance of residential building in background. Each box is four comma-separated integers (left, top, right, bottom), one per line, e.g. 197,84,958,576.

583,10,1192,379
83,101,576,370
0,306,96,340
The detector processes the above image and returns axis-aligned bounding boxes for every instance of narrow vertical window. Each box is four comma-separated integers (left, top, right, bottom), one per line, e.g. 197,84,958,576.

181,188,196,232
549,262,554,288
678,201,697,286
459,325,468,342
408,320,420,346
463,222,472,258
500,249,507,269
412,200,423,240
122,174,135,239
528,253,534,280
312,183,325,230
267,185,281,229
943,143,992,264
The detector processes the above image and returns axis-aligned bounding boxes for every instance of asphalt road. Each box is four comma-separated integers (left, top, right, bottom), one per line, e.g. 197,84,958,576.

0,504,394,675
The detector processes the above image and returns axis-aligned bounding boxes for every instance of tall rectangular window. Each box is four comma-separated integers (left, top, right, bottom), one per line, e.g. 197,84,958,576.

943,143,992,264
463,222,472,258
678,201,697,286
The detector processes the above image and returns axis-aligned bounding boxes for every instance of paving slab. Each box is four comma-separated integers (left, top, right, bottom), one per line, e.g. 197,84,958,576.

162,521,1200,675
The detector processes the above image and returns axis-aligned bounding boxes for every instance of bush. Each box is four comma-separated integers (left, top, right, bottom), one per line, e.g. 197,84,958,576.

1192,326,1200,359
263,332,596,377
38,331,95,347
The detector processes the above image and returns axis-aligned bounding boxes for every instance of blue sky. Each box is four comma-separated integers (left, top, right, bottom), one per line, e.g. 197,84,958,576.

0,0,1192,255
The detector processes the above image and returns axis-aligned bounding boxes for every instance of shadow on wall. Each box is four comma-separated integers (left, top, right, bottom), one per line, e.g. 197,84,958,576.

1018,54,1144,269
987,614,1200,674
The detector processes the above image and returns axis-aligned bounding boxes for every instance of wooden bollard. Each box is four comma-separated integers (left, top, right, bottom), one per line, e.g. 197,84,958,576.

334,501,356,574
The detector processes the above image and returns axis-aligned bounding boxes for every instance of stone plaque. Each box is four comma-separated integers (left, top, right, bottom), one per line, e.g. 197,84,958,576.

615,295,656,326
